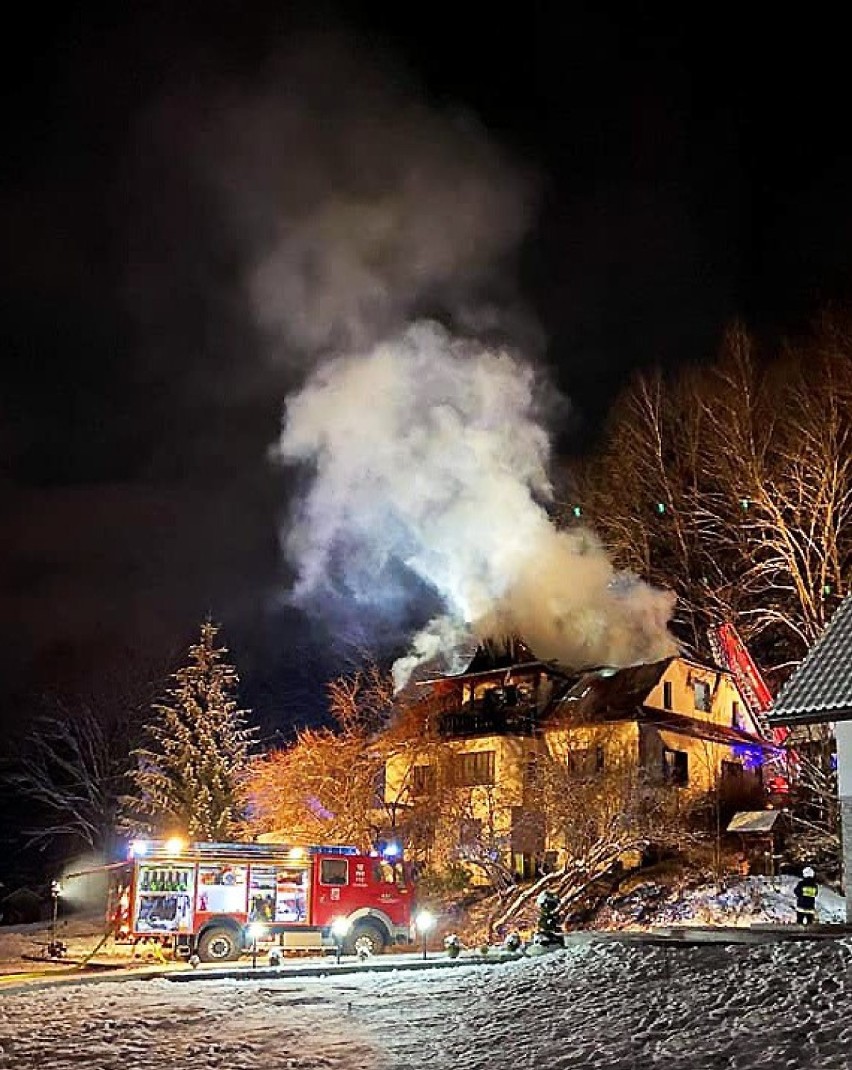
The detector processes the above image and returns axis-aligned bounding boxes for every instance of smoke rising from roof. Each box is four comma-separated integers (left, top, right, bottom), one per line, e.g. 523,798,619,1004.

276,322,676,687
215,32,676,684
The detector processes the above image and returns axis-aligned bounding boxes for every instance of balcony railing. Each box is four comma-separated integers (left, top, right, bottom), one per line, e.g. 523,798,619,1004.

437,701,538,739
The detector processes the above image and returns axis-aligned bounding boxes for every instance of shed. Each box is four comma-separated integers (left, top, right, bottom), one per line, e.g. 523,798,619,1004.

727,810,783,875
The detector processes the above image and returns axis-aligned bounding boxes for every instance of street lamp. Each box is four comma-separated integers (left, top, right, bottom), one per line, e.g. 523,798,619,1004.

248,922,266,969
415,909,435,961
331,916,350,964
48,880,65,958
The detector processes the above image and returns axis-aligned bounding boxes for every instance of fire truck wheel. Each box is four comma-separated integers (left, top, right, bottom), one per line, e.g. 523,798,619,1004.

346,920,387,957
197,926,243,963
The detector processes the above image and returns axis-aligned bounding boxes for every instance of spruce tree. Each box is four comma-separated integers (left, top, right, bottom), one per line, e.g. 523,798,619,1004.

535,889,562,946
122,621,256,841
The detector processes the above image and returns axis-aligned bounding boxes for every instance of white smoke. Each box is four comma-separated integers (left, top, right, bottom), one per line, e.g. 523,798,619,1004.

276,321,677,687
209,32,677,684
207,33,533,362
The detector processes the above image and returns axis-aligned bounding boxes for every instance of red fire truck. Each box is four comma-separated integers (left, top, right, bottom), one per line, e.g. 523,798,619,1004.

107,839,413,963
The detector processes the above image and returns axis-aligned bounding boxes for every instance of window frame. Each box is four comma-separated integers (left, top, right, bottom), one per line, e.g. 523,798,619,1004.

319,858,349,887
566,745,605,776
411,764,435,797
693,679,712,713
451,750,496,787
662,747,689,786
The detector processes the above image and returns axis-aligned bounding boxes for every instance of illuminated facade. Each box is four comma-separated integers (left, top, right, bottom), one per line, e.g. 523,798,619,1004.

384,640,775,878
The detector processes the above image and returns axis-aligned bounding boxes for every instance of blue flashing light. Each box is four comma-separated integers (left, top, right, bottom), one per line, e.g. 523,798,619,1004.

382,842,401,860
129,840,150,858
732,743,763,771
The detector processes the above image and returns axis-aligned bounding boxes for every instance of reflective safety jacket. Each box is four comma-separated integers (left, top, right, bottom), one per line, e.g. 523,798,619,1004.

794,880,818,910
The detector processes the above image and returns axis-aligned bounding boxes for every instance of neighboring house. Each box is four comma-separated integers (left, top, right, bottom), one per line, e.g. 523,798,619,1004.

768,595,852,923
384,637,775,879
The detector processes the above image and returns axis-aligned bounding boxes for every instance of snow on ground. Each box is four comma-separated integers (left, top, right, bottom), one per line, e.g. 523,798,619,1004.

0,914,136,975
0,878,849,1069
596,875,847,930
3,937,852,1069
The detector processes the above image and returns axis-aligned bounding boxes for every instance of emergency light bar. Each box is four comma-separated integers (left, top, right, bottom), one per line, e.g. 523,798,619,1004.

127,840,360,861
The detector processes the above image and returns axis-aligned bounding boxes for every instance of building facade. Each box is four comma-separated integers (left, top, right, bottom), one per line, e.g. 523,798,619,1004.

384,639,774,879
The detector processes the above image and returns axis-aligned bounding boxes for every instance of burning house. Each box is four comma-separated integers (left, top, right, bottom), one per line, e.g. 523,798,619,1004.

384,636,778,879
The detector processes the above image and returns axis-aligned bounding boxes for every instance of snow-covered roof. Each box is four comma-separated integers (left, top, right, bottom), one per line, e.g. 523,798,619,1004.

770,595,852,724
727,810,782,833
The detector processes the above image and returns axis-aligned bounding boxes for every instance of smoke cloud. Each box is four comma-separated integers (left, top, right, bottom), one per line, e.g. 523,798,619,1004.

214,33,676,685
208,33,532,362
277,320,676,687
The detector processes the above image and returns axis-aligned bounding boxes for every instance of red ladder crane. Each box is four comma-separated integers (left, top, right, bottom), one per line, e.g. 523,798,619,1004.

708,621,789,790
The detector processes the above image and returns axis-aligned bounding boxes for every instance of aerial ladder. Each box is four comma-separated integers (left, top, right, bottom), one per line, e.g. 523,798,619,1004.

707,621,790,791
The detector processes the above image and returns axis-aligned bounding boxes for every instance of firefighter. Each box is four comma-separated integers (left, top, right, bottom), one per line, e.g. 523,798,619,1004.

793,866,819,925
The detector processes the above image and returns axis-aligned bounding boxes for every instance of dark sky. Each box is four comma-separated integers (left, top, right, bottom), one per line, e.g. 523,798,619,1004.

3,3,852,736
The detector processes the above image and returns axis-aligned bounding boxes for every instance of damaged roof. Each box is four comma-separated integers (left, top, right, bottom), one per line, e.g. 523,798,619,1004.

549,660,671,721
461,636,540,674
419,635,578,686
769,595,852,724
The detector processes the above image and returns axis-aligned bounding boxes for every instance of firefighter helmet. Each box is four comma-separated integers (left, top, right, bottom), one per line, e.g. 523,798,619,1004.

802,866,815,878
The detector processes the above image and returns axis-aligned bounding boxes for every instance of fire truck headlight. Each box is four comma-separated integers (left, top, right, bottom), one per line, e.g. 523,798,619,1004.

248,923,267,941
415,910,435,935
130,840,149,858
164,836,186,855
331,916,351,939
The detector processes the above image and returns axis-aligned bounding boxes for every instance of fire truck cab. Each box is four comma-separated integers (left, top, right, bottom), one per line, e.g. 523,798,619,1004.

109,839,413,963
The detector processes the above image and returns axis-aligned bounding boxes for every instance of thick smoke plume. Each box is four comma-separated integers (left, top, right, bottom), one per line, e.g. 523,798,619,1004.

277,322,676,687
215,33,676,684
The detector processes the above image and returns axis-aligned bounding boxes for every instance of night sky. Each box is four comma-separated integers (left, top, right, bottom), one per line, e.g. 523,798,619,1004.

4,3,852,738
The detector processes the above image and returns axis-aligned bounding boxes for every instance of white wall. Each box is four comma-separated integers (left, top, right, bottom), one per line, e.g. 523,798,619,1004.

834,720,852,923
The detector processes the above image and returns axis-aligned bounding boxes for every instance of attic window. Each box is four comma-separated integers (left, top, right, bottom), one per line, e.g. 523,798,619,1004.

694,680,711,713
663,681,673,710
